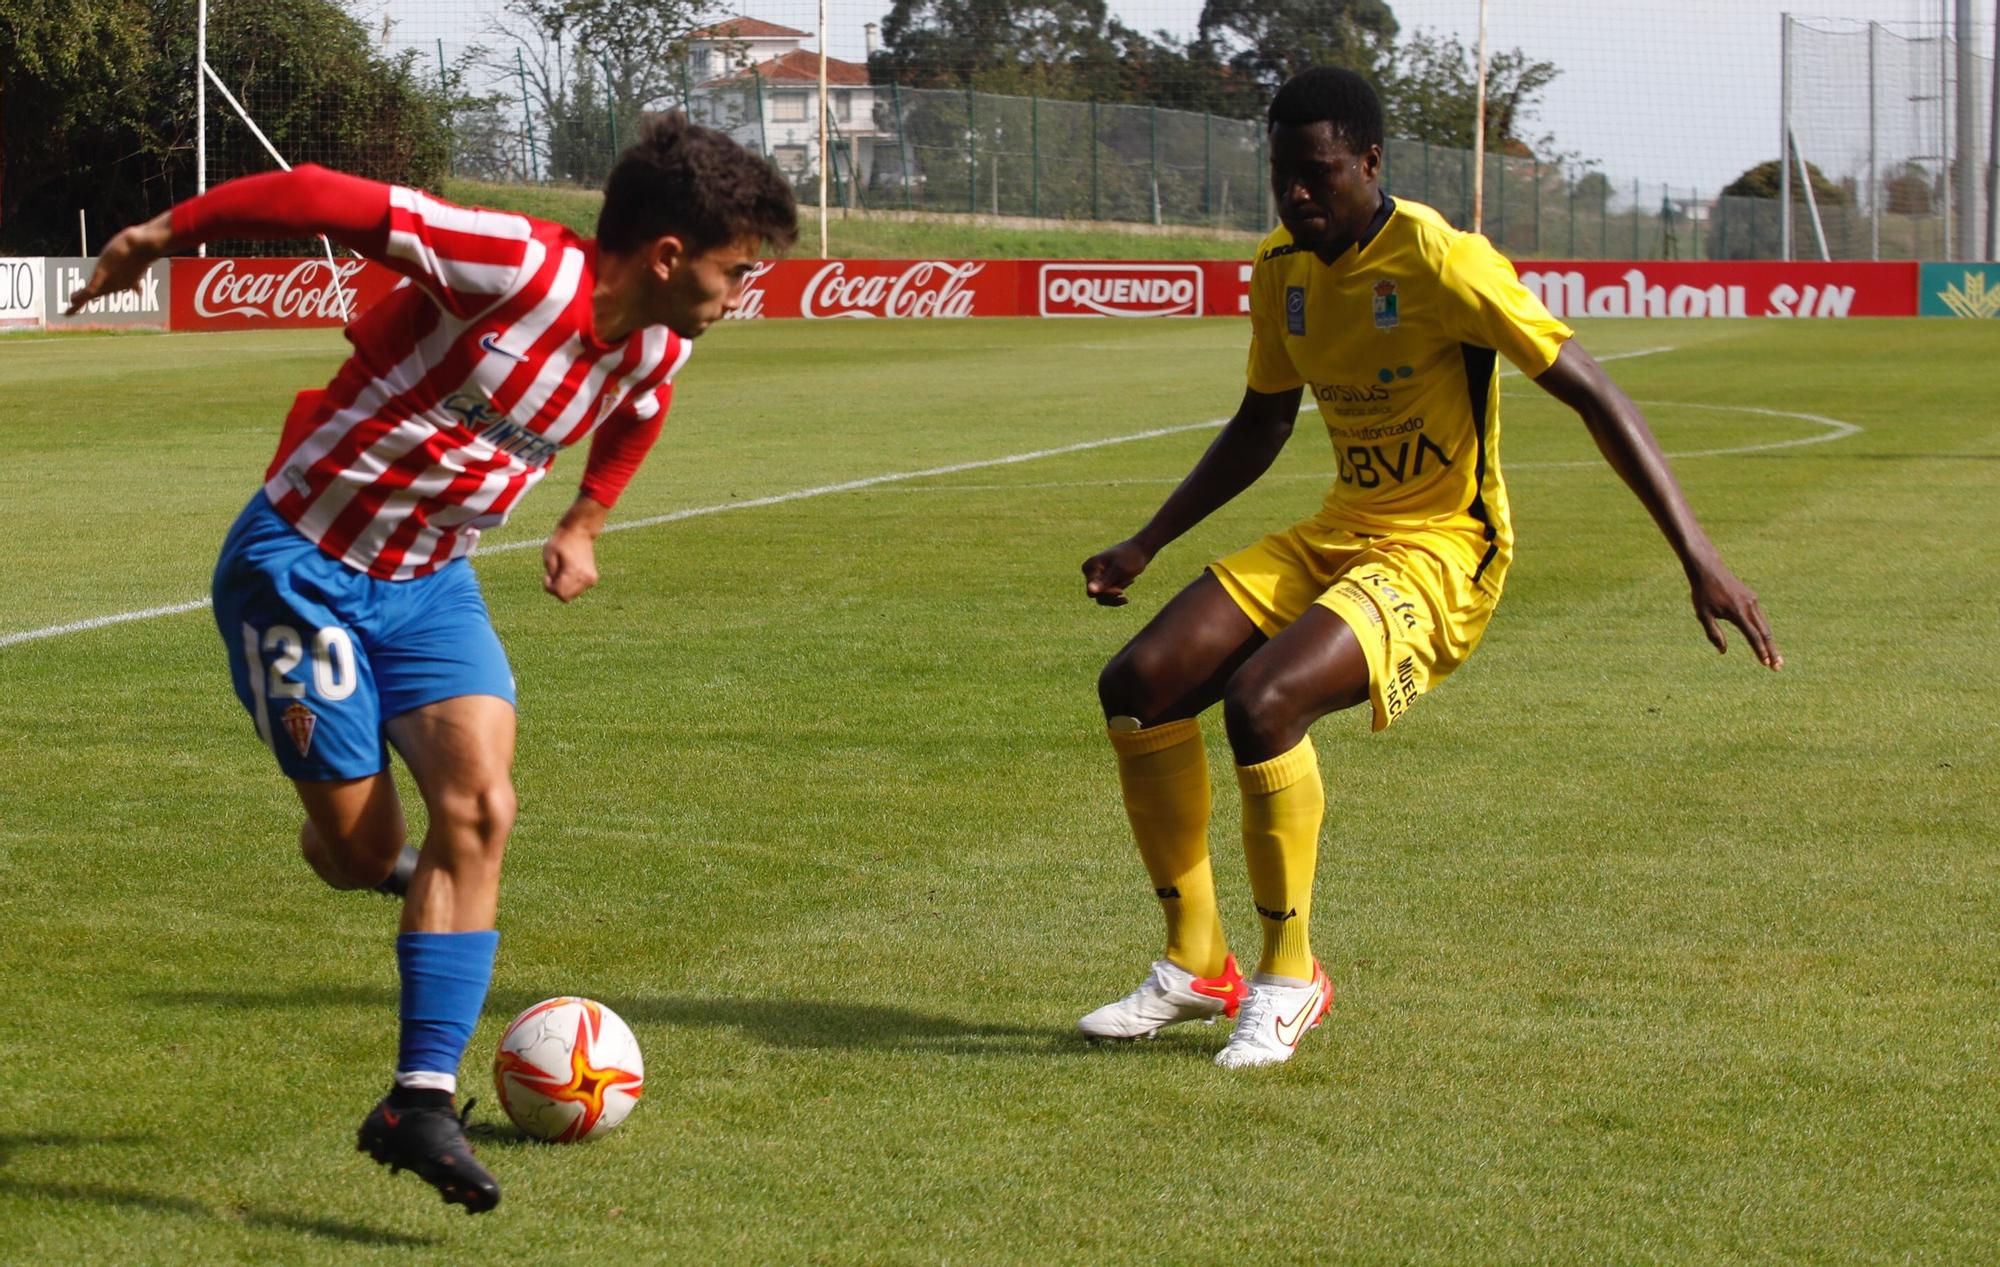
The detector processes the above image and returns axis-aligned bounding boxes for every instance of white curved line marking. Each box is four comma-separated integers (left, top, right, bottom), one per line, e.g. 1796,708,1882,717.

1,342,1771,651
851,399,1866,492
1518,400,1865,468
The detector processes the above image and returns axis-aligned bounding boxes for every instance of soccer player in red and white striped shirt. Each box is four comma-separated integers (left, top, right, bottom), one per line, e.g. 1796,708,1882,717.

66,113,797,1213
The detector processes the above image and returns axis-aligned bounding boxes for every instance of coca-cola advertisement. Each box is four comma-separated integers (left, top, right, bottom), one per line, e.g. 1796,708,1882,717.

171,256,404,331
1039,263,1205,317
728,259,1012,320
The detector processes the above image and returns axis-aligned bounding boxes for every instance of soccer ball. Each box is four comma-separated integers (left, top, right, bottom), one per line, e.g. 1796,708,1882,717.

493,997,645,1143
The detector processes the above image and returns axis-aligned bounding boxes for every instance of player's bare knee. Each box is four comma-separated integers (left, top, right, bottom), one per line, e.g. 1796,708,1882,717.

432,780,516,856
1098,642,1167,722
1221,671,1301,760
300,818,403,889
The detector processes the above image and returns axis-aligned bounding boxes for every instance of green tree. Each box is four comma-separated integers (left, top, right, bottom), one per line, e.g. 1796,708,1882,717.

1384,29,1559,155
1,0,454,255
870,0,1203,104
1720,157,1851,206
1882,160,1933,215
493,0,722,185
1194,0,1397,115
0,0,172,251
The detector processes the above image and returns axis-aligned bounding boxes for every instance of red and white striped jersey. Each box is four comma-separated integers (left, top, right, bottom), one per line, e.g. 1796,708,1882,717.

174,166,689,579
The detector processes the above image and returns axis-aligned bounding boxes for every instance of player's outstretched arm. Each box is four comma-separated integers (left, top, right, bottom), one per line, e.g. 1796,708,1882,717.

67,167,411,318
1533,341,1782,670
1082,385,1302,606
64,211,178,315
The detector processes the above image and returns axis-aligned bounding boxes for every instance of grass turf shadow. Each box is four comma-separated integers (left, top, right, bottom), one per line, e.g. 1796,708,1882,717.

0,1132,439,1248
142,985,1106,1058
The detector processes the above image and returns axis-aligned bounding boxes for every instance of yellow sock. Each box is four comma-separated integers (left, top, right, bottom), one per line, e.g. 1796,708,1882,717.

1108,717,1228,978
1237,736,1324,981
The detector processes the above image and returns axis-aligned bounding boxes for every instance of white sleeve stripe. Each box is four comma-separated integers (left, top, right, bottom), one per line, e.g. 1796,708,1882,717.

385,227,518,294
389,186,533,241
664,334,693,381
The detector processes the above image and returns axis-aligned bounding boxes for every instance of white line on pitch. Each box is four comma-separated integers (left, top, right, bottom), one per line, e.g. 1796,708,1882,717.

864,398,1865,493
0,344,1684,651
0,418,1226,649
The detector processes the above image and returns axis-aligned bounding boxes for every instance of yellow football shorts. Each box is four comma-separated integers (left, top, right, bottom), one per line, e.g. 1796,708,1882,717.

1208,520,1501,731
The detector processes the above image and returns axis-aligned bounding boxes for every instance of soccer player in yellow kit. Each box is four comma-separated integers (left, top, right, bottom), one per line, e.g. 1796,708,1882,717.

1077,67,1782,1068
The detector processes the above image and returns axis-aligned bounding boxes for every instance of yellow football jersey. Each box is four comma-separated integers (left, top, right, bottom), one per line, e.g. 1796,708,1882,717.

1246,197,1573,589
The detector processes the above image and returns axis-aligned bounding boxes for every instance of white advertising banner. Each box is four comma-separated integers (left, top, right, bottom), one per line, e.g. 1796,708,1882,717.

44,257,170,329
0,258,46,329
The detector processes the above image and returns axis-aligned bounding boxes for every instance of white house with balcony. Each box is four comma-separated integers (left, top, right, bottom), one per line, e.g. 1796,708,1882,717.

686,17,889,201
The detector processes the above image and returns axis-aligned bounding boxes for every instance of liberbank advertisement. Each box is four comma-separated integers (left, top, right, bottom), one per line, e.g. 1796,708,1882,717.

5,257,1998,329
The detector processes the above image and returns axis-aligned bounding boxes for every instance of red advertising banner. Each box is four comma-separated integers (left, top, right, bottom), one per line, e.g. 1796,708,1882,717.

171,256,405,331
729,258,1011,320
1036,262,1206,317
165,255,1919,330
1510,260,1918,318
724,258,1256,319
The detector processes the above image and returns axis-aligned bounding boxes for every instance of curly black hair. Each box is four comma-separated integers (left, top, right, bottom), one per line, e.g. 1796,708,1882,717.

1267,66,1384,154
597,111,799,254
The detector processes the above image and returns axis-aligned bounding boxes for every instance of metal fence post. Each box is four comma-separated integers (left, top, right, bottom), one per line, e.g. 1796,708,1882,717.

751,67,767,157
1031,94,1040,218
966,88,977,214
1090,99,1100,221
1149,104,1160,224
1532,158,1541,253
890,82,913,210
603,57,618,173
1632,177,1640,258
1422,140,1430,205
1203,111,1212,219
436,39,453,178
1254,129,1266,228
1567,171,1575,256
515,47,536,182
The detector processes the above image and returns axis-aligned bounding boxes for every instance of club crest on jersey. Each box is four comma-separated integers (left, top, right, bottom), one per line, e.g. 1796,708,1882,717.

1285,286,1307,335
281,702,318,758
1372,278,1399,330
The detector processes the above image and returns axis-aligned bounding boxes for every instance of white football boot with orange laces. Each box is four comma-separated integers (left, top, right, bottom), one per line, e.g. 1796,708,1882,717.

1213,960,1334,1068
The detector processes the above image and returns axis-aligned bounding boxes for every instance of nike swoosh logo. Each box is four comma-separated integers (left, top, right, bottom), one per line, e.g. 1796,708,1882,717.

381,1108,402,1128
479,333,526,362
1272,974,1329,1048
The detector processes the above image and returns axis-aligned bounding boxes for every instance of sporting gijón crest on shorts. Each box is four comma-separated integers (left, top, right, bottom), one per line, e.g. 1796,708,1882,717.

174,166,690,580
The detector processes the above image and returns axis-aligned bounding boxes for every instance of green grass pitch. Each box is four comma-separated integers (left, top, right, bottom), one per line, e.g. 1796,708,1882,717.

0,317,1995,1262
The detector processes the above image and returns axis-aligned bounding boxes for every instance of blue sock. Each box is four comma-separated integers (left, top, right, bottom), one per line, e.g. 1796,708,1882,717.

395,930,499,1089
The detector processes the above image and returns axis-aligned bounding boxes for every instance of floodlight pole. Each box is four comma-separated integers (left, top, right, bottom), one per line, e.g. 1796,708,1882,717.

1952,0,1978,259
1779,13,1792,261
1988,0,2000,259
196,0,208,255
1472,0,1489,233
1939,0,1951,256
1869,21,1880,261
817,0,829,260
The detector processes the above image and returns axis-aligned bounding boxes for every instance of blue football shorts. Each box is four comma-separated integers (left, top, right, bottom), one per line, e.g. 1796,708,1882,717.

211,494,517,782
